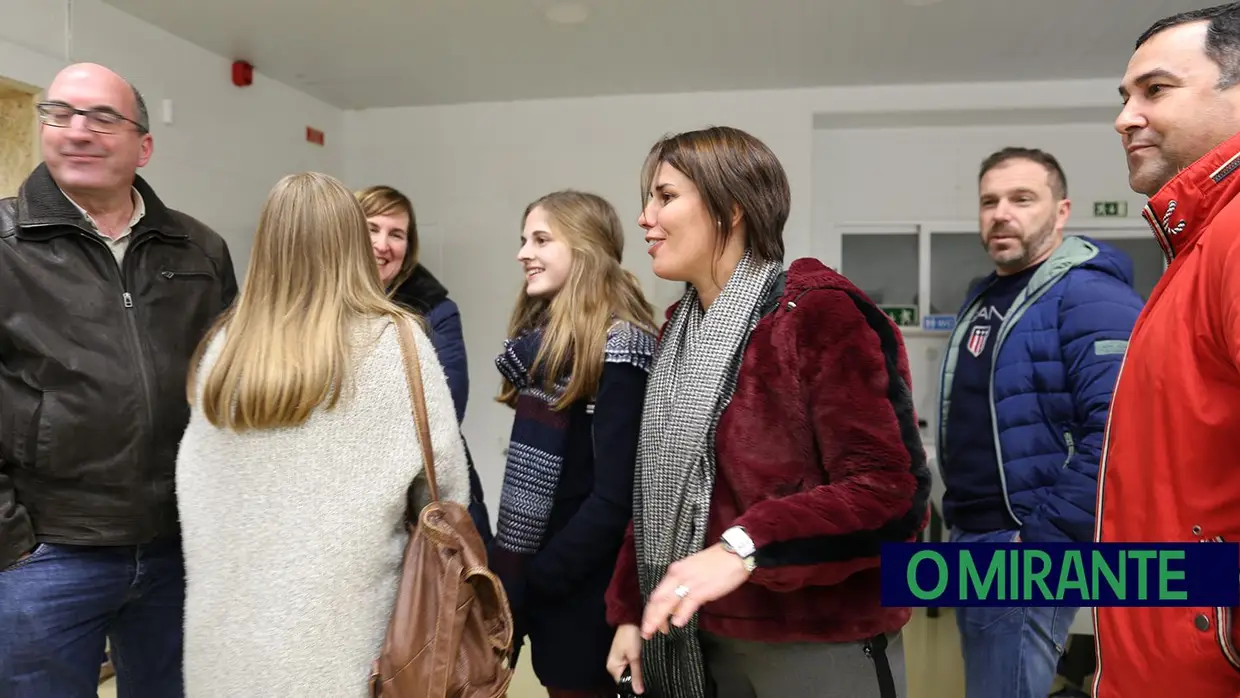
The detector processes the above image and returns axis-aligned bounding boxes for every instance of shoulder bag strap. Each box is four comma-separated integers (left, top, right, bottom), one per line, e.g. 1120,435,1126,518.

394,316,440,503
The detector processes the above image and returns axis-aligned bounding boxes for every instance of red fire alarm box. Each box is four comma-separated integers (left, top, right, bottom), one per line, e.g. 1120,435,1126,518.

306,127,325,146
232,60,253,87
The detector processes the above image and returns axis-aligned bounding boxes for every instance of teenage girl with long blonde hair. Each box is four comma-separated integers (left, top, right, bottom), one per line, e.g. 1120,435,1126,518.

174,172,471,697
488,190,657,698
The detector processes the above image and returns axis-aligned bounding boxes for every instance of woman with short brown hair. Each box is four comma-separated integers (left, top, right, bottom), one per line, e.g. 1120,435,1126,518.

604,126,931,698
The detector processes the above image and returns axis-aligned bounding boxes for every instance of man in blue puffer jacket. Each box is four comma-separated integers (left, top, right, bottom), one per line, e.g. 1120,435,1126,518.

937,147,1144,698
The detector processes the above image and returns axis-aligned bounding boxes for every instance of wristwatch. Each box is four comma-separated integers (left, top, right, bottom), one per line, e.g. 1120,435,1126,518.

721,526,758,572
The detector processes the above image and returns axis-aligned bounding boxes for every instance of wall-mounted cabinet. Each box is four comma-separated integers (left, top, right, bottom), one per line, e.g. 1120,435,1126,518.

829,219,1166,447
832,220,1165,335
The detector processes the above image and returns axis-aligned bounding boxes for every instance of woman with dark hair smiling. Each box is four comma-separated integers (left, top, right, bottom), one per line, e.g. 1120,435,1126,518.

604,126,930,698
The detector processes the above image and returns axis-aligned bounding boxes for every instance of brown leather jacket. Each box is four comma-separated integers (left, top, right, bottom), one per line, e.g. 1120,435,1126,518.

0,164,237,569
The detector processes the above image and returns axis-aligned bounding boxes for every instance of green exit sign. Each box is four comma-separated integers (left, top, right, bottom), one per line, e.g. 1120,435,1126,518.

879,304,919,328
1093,200,1129,217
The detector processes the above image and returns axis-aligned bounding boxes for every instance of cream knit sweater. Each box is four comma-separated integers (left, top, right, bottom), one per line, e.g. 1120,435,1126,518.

176,316,470,697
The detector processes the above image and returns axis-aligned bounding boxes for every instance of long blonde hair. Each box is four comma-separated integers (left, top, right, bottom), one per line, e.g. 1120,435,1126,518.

188,172,418,431
498,190,655,410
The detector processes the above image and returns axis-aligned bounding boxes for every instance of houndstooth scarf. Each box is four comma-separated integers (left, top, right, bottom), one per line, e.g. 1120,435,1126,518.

634,250,782,698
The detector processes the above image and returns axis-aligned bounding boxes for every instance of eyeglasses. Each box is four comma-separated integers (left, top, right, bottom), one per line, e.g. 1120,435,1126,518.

36,102,147,135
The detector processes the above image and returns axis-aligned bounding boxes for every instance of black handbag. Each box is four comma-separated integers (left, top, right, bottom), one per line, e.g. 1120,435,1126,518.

616,663,716,697
616,668,639,698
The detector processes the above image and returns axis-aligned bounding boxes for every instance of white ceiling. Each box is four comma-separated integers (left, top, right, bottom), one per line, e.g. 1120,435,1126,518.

101,0,1218,109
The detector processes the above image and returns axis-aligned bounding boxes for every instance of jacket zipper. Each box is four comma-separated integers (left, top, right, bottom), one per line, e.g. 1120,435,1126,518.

161,269,213,280
1090,346,1132,698
1089,210,1168,696
937,282,994,510
985,279,1041,528
986,337,1022,526
20,226,161,503
81,231,160,528
1061,431,1075,468
982,266,1077,528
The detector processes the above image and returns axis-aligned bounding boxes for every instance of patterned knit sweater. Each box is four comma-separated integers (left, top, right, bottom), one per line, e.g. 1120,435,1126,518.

176,316,470,698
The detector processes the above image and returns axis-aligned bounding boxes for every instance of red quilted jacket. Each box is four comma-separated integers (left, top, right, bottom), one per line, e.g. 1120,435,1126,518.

1093,131,1240,697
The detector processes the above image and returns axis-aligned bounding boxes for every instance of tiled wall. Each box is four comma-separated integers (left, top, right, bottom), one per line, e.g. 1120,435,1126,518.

0,86,37,198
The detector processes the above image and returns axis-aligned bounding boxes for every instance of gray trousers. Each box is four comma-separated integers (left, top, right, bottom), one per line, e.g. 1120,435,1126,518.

702,631,906,698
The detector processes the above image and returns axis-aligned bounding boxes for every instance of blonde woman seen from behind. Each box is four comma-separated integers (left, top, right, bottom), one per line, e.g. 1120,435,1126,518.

176,172,470,698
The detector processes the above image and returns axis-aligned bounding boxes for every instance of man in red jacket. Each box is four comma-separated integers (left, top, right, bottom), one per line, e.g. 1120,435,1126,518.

1095,3,1240,696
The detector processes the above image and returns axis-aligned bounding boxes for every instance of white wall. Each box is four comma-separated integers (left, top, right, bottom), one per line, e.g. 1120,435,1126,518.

814,119,1143,241
0,0,345,274
343,77,1132,511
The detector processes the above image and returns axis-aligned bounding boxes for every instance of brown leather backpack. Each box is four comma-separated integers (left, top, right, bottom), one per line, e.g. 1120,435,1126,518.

369,318,515,698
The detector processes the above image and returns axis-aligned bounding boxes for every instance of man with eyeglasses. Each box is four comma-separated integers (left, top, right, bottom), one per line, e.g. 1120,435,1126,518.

0,62,236,697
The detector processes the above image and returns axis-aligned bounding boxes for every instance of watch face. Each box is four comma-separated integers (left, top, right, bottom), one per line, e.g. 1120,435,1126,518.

724,528,754,556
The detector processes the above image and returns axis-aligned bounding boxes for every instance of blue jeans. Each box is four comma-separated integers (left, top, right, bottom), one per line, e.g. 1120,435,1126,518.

0,538,186,698
951,528,1077,698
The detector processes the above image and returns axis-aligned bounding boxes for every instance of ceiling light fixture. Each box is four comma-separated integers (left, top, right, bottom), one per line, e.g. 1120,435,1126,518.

546,3,589,24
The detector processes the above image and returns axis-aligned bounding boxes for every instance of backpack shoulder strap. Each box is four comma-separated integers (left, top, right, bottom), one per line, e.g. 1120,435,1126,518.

395,316,440,503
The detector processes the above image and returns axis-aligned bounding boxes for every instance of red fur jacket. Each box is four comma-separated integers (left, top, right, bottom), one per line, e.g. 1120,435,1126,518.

604,258,931,643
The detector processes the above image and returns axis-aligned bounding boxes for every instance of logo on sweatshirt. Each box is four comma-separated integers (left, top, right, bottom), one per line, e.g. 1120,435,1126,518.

967,325,991,357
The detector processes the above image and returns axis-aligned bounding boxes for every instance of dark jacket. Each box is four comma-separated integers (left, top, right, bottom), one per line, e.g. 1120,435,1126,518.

393,265,468,422
0,164,237,569
391,265,490,540
606,258,931,644
492,338,651,690
937,236,1142,543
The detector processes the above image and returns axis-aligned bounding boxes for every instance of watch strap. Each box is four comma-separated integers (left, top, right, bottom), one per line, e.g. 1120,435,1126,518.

721,538,758,571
